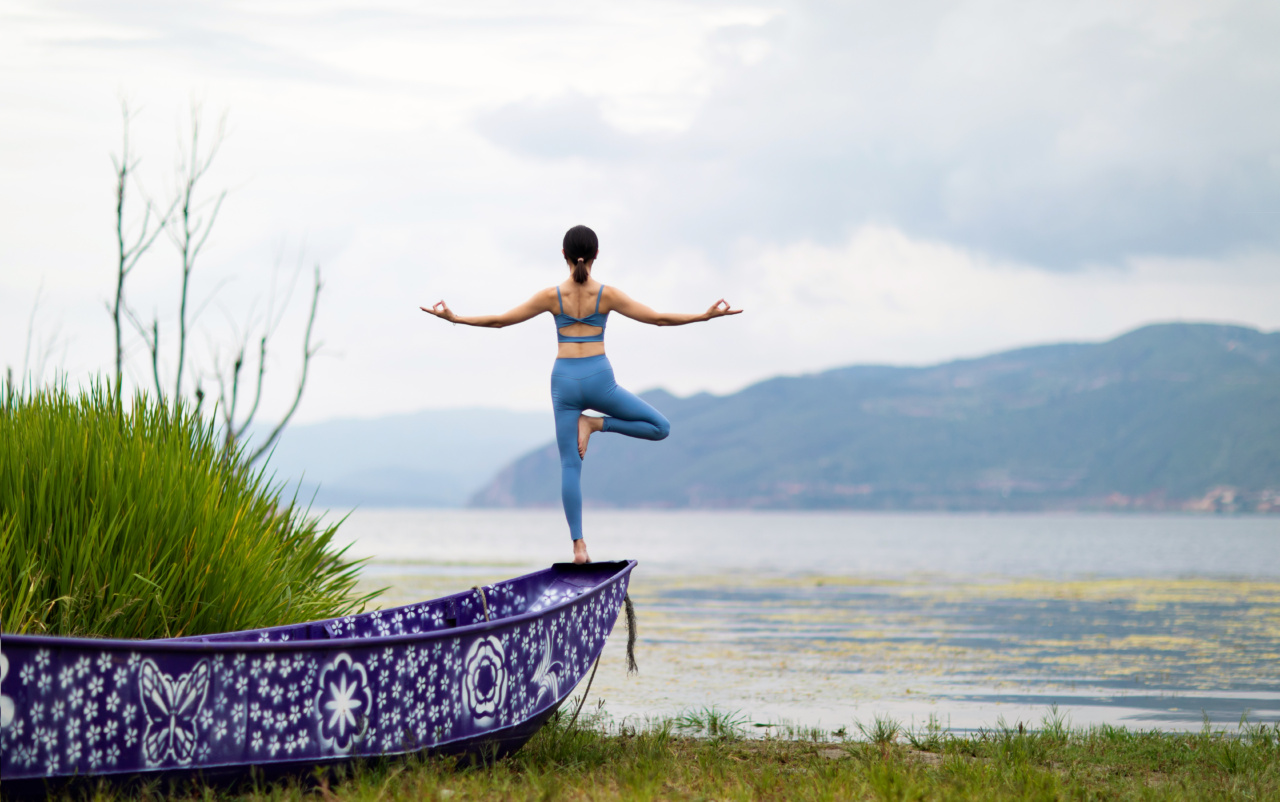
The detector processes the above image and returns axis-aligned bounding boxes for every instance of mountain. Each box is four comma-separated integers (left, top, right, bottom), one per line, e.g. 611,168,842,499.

250,408,548,508
470,323,1280,512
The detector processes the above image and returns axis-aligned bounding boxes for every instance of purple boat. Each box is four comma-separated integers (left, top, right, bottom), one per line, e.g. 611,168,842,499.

0,560,635,792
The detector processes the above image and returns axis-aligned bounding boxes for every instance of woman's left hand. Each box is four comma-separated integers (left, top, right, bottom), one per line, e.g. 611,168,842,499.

420,301,458,322
705,299,743,319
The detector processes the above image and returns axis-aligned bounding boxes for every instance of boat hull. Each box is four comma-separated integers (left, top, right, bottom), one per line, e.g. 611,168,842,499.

0,560,635,790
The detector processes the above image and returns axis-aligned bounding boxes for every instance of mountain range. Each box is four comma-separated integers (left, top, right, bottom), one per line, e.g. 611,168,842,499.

254,407,548,508
470,323,1280,513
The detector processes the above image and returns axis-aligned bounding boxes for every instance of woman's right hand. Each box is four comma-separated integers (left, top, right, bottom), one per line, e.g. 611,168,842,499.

420,301,458,322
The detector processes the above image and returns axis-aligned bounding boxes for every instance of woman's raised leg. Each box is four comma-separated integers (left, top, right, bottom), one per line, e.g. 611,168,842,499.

577,366,670,457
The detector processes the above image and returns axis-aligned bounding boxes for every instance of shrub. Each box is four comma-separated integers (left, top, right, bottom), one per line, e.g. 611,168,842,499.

0,384,373,639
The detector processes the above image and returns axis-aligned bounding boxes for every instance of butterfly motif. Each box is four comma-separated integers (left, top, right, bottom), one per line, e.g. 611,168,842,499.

138,659,211,766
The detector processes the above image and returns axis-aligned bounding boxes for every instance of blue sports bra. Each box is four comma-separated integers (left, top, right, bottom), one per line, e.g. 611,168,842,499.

554,285,609,343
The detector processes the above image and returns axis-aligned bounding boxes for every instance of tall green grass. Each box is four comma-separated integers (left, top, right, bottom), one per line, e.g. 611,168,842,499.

0,384,374,639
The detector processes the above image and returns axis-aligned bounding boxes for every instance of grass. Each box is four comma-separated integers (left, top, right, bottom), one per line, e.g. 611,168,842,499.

42,709,1280,801
673,706,750,739
0,384,374,639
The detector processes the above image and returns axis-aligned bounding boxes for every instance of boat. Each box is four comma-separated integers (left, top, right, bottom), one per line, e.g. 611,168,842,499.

0,560,636,791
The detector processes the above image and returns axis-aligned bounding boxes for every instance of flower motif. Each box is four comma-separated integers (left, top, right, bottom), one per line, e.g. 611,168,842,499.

315,653,371,753
462,635,508,729
0,649,14,729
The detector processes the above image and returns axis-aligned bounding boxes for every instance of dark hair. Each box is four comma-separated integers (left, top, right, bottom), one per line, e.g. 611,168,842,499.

563,225,599,284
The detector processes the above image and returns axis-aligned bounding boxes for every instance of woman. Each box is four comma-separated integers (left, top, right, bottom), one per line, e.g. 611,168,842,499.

421,225,741,563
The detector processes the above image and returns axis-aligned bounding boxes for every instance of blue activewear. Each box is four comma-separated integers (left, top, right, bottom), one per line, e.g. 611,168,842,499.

554,285,609,343
551,353,669,541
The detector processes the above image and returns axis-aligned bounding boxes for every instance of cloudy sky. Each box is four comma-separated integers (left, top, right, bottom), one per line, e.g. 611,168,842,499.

3,0,1279,423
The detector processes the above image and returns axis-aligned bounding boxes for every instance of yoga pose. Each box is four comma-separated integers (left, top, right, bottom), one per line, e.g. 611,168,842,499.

421,225,741,563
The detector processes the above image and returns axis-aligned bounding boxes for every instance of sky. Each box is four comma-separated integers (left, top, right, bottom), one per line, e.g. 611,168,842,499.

3,0,1279,423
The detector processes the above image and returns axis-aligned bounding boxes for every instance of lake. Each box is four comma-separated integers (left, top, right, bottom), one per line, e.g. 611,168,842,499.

335,509,1280,734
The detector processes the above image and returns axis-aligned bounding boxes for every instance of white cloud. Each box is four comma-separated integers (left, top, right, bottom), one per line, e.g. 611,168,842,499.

589,227,1280,403
2,0,1278,423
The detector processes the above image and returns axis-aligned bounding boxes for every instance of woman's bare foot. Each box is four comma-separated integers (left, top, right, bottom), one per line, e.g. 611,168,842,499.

577,414,604,458
572,538,591,564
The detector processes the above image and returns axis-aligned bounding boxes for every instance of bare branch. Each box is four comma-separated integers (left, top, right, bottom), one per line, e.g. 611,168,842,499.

189,276,236,330
111,100,173,392
22,281,43,386
232,336,269,442
247,265,322,464
123,304,164,400
169,105,229,403
188,190,226,264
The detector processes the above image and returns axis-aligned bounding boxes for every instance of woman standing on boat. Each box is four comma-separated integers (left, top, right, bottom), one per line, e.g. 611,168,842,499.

421,225,741,564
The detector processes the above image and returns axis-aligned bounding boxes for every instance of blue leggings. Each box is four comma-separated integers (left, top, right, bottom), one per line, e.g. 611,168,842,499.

551,355,670,540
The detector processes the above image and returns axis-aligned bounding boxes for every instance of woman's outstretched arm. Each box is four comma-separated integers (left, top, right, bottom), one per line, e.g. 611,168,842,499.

420,289,554,328
608,287,743,326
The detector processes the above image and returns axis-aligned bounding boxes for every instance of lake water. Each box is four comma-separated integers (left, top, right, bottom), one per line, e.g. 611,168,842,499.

336,509,1280,734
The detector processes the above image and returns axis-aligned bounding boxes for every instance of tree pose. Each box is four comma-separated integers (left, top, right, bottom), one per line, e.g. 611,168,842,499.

421,225,741,563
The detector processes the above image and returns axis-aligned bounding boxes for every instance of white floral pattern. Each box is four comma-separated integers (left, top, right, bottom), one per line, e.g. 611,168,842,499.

315,654,370,753
462,637,507,728
1,649,14,729
0,564,631,783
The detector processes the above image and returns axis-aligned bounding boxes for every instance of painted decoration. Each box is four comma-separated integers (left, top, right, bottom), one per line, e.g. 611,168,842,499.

0,560,634,785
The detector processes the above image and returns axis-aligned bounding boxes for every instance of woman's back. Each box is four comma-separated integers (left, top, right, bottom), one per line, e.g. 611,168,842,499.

555,281,608,344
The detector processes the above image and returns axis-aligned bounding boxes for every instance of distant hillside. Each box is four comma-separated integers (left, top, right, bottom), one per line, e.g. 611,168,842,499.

471,323,1280,512
250,408,548,508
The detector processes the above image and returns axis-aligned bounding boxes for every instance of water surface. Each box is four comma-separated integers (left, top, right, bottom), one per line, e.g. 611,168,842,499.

338,510,1280,733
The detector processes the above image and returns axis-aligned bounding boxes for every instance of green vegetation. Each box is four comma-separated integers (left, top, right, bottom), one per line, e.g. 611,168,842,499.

62,708,1280,801
0,385,372,639
477,322,1280,510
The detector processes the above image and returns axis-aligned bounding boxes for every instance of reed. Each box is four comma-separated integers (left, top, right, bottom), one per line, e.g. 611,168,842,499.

0,384,374,639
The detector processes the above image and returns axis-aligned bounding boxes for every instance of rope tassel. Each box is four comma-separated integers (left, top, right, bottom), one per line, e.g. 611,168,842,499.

624,592,638,675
